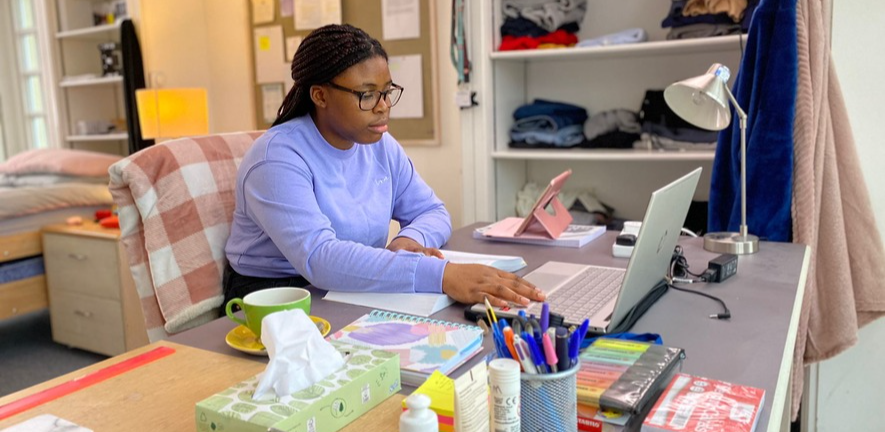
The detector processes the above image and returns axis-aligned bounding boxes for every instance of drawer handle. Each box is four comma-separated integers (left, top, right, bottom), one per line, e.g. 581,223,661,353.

68,253,89,261
73,309,94,318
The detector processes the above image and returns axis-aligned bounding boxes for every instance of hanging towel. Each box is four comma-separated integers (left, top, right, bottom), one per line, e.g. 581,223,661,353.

708,0,795,243
790,0,885,420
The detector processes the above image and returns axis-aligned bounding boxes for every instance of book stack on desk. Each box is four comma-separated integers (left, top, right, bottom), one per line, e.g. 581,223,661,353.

576,339,685,432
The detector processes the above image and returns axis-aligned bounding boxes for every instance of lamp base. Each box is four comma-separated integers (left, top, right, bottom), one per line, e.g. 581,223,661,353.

703,232,759,255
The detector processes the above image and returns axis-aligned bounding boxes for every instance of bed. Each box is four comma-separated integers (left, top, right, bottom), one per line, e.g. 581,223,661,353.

0,149,121,321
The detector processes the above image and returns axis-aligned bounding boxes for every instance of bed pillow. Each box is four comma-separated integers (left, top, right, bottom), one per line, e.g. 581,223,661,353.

0,148,123,177
0,173,110,187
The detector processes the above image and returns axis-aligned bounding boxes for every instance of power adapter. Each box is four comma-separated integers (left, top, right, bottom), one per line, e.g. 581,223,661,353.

702,254,738,283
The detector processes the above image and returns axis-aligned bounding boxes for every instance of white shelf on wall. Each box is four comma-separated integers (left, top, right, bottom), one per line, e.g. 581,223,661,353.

60,76,123,88
66,133,128,142
56,23,120,40
490,34,747,62
491,148,715,162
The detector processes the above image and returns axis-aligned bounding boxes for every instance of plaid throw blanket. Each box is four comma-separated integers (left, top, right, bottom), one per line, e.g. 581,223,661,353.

109,132,262,341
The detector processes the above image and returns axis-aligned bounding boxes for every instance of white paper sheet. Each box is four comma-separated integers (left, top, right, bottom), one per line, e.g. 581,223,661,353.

251,0,274,24
285,36,303,62
454,362,491,432
294,0,341,30
261,84,284,124
388,54,424,119
382,0,420,40
253,26,289,84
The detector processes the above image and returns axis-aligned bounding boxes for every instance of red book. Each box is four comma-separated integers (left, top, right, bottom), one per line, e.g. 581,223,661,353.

642,373,765,432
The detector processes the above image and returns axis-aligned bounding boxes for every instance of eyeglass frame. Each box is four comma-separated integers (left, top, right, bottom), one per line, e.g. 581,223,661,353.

325,81,404,111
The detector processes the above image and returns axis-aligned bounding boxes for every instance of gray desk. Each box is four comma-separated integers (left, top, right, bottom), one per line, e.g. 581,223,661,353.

172,224,809,432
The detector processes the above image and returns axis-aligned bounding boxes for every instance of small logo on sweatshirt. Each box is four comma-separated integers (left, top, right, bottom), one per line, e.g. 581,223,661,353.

375,176,389,185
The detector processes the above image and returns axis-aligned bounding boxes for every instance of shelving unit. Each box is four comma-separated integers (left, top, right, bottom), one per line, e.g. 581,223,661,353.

461,0,745,222
51,0,130,155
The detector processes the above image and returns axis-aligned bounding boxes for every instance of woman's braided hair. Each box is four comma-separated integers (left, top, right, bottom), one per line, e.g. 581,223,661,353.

273,24,388,127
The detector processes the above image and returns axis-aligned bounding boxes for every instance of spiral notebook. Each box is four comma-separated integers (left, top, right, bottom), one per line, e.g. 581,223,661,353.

327,310,484,386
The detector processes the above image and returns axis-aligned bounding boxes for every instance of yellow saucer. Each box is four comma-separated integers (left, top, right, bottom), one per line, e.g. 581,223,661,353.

225,316,332,356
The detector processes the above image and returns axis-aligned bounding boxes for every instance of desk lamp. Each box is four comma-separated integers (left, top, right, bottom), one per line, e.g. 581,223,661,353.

664,63,759,254
135,88,209,141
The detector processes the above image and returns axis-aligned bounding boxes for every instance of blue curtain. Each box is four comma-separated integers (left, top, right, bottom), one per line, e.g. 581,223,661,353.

708,0,797,242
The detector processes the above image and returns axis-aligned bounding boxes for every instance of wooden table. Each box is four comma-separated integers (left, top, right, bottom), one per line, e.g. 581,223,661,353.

0,341,403,431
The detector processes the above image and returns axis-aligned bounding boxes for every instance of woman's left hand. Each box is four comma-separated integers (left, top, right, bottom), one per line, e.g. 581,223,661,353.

387,236,444,259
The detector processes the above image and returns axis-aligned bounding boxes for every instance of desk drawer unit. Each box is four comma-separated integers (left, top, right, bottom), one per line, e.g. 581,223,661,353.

48,289,125,356
43,233,120,300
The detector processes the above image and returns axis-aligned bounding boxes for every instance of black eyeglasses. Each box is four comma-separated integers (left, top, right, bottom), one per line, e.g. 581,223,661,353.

326,82,404,111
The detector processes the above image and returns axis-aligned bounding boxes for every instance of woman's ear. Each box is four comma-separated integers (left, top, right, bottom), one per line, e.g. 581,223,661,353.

310,84,328,109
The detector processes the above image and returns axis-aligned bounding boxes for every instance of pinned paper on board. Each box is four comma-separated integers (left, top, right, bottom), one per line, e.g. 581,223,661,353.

254,26,289,84
261,84,284,124
388,54,424,119
285,36,303,62
382,0,420,40
251,0,274,24
280,0,293,17
294,0,341,30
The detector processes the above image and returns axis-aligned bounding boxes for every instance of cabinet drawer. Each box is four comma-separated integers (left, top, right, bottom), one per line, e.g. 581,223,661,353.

43,233,121,300
49,290,125,356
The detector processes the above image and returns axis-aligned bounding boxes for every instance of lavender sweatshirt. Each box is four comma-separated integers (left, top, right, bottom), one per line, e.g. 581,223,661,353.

225,115,451,293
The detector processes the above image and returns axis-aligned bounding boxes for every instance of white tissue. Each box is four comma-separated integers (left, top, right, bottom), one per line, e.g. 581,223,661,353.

252,309,344,400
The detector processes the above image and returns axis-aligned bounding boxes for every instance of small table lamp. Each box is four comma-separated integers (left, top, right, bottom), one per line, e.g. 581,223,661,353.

135,88,209,140
664,63,759,255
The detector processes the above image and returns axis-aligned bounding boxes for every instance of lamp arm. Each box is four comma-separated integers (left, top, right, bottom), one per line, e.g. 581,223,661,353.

723,82,749,238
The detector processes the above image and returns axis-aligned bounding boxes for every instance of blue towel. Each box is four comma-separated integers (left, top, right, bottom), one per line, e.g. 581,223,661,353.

708,0,796,242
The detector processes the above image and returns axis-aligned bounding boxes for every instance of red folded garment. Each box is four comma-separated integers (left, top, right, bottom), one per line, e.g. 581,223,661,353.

499,30,578,51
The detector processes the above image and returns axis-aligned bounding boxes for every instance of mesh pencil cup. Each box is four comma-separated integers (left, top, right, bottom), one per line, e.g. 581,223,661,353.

519,361,579,432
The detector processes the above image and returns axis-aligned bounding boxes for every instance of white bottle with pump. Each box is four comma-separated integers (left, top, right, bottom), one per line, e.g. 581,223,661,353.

400,393,438,432
489,358,521,432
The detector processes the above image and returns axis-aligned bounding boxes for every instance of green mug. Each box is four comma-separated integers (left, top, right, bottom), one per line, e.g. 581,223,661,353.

225,287,311,338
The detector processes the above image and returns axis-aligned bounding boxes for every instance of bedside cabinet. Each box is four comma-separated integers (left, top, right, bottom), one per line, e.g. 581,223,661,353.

42,222,149,356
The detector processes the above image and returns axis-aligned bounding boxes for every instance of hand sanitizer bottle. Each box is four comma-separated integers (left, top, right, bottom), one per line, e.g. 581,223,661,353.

400,393,438,432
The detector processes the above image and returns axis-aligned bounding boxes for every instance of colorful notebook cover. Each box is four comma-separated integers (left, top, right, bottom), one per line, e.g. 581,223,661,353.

328,310,484,386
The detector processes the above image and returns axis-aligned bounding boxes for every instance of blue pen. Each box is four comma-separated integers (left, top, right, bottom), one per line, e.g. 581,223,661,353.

499,318,509,331
493,329,511,359
568,330,580,368
577,318,590,348
525,335,547,374
540,303,550,334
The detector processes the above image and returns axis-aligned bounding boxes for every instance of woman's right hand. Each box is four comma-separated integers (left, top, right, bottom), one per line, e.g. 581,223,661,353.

441,263,546,307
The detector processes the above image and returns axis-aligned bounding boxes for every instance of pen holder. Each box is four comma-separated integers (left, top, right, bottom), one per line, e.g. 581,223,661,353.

520,361,579,432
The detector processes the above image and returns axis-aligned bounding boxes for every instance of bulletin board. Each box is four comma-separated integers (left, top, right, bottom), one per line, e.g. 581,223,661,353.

249,0,440,146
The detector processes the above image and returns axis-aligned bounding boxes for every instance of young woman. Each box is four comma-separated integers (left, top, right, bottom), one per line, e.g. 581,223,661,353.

224,24,544,310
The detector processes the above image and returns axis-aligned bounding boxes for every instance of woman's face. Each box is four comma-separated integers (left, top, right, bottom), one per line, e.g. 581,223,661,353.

312,55,393,149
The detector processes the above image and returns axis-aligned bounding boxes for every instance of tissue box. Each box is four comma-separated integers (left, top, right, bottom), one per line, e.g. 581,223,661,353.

195,341,401,432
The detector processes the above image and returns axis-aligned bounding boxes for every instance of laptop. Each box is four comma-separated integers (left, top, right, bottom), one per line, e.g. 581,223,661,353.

501,167,702,334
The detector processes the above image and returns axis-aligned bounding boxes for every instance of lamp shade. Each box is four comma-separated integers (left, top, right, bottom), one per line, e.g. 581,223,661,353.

663,64,732,131
136,88,209,139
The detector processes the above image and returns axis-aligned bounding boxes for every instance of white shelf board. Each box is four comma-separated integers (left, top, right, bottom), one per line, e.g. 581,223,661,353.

491,148,715,162
490,34,747,62
57,23,120,40
66,133,129,142
60,76,123,88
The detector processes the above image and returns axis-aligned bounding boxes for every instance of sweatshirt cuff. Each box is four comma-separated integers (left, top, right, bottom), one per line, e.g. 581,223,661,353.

414,256,446,294
397,227,427,247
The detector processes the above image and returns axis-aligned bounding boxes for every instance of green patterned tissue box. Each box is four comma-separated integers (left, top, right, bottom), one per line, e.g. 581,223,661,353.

195,341,401,432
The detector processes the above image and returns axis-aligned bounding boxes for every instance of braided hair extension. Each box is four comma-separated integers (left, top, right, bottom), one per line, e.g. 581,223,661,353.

273,24,388,126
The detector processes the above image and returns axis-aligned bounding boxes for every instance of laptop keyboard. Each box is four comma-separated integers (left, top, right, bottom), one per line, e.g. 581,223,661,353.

529,265,624,324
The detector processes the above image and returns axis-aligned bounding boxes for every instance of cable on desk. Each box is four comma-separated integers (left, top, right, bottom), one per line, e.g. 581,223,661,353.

668,246,732,320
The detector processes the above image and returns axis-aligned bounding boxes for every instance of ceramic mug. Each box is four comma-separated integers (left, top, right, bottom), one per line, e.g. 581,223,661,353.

225,287,311,338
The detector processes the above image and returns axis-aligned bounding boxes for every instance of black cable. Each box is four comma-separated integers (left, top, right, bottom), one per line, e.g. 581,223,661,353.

667,284,731,320
668,246,732,320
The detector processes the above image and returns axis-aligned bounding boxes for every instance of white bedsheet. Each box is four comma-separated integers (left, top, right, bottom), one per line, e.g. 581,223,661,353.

0,183,114,221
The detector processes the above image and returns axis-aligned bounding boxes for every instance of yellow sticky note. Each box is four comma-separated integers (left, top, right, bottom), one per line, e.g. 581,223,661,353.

258,36,271,51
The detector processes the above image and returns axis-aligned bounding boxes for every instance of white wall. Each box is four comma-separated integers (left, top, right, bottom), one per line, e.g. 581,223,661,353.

135,0,255,134
812,2,885,431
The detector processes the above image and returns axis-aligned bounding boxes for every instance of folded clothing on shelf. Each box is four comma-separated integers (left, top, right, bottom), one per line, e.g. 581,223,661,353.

509,99,588,148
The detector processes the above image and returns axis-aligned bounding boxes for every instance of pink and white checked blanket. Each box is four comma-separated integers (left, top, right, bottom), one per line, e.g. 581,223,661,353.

109,132,262,341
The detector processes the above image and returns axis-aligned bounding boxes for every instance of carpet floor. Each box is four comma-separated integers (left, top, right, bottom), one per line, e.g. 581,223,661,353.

0,310,107,397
